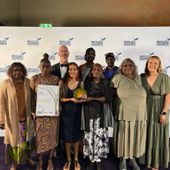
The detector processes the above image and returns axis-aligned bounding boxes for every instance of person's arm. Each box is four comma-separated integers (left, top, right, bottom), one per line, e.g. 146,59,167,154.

86,96,106,102
59,80,79,103
30,77,36,117
0,82,6,129
159,93,170,124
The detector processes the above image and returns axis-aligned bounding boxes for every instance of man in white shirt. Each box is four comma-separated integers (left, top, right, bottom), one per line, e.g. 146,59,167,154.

51,45,69,79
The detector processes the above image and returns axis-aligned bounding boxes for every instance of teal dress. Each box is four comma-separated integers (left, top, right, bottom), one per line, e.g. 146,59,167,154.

139,73,170,168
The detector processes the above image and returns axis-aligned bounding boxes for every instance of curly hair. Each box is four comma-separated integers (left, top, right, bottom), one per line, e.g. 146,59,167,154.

7,62,27,78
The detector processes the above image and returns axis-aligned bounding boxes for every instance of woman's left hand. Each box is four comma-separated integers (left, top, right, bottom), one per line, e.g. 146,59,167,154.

159,114,167,124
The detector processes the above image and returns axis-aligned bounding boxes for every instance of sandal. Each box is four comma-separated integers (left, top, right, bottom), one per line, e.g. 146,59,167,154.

74,160,81,170
47,158,54,170
63,161,71,170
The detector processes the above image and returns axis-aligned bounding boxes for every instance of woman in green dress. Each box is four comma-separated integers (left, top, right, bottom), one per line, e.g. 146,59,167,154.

112,58,147,170
139,56,170,170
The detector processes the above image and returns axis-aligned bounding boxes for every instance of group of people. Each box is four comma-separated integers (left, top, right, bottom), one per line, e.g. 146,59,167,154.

0,45,169,170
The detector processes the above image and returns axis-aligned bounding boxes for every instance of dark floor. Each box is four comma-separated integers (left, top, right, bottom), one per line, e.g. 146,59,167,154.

0,137,169,170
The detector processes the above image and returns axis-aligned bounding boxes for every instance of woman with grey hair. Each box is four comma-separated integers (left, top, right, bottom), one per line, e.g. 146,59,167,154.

112,58,147,170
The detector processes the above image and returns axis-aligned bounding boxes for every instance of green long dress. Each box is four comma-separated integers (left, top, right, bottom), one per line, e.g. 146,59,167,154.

139,73,170,168
112,74,147,159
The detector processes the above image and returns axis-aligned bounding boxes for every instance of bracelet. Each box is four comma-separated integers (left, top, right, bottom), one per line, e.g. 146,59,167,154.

161,112,166,115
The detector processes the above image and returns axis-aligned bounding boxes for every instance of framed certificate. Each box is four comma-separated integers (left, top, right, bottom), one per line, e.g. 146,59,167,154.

36,85,59,117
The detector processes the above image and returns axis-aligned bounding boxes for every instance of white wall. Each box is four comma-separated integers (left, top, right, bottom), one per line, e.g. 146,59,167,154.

0,26,170,137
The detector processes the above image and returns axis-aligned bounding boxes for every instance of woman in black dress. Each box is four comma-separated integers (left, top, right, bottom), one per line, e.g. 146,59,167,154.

82,63,111,170
60,62,85,170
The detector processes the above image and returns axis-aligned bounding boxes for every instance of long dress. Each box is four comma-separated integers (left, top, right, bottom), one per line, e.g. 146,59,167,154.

60,81,82,143
112,74,147,159
30,74,59,154
139,73,170,168
82,79,110,162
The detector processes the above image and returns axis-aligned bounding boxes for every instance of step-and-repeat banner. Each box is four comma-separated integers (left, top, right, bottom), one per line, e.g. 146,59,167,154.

0,27,170,136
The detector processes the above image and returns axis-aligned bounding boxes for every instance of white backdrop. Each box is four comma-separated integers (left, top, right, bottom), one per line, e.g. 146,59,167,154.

0,26,170,136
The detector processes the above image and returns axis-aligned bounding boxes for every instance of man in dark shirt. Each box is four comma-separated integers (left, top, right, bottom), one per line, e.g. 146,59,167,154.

103,52,119,81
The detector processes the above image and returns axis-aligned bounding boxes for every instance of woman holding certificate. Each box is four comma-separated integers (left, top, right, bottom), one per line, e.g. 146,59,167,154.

60,62,85,170
30,54,60,170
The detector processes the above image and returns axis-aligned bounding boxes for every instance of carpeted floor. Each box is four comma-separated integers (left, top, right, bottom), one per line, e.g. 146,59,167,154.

0,137,169,170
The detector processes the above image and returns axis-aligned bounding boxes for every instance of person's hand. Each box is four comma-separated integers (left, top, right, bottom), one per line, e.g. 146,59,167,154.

0,123,5,130
86,97,93,102
70,98,80,103
159,114,167,124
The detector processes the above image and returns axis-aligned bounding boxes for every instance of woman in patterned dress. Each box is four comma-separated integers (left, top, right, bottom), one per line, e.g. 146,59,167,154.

82,63,110,170
139,56,170,170
0,62,34,170
30,54,60,170
112,58,147,170
60,62,85,170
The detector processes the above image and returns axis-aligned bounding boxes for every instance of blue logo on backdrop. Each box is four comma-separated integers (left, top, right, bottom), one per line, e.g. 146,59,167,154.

49,52,57,60
0,37,9,45
27,37,42,46
139,52,154,60
27,67,39,74
0,65,10,73
114,52,122,60
59,38,74,46
11,52,26,60
75,55,84,60
156,38,170,46
163,66,170,74
91,38,106,46
124,37,139,46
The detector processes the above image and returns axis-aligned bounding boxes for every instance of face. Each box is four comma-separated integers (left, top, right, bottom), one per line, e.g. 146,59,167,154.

85,50,95,62
92,65,102,78
147,58,160,73
106,57,115,67
122,61,135,77
39,61,51,75
12,66,24,80
58,46,69,63
68,64,79,79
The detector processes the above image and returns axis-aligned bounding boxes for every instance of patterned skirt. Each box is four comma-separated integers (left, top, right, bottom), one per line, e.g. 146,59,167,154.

36,116,59,154
83,118,109,162
5,121,34,164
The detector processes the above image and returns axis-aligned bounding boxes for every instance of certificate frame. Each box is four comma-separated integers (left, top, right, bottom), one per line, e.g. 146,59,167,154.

36,85,59,117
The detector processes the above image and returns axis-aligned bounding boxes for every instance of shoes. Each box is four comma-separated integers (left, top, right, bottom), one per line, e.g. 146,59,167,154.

96,162,102,170
74,160,81,170
129,159,140,170
86,162,94,170
119,158,127,170
63,161,71,170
